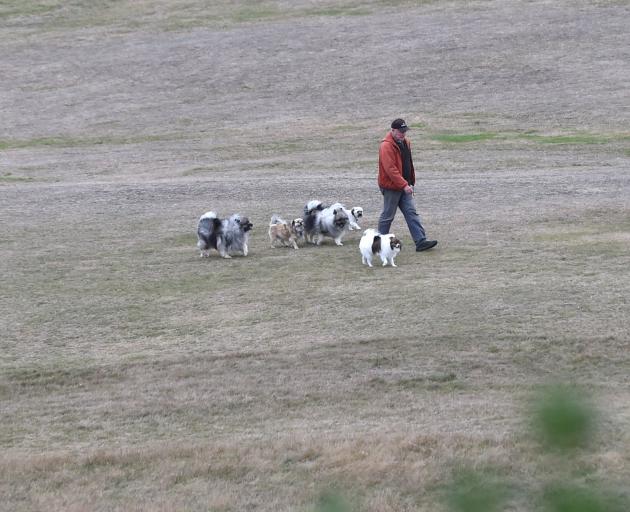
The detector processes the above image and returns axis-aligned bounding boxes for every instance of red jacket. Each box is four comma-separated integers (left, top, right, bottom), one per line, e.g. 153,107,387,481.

378,131,416,190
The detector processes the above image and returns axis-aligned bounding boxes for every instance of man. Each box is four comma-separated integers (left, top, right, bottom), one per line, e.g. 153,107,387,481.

378,118,438,252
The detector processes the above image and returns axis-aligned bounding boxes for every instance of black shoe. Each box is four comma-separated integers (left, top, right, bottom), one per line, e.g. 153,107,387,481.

416,240,438,252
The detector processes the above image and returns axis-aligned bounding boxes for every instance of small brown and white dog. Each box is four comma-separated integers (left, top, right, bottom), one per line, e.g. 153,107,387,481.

359,228,402,267
268,214,304,249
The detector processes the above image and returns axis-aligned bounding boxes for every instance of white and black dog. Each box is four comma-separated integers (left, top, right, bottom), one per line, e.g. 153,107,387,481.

347,206,364,230
303,200,350,246
197,211,253,258
359,228,402,267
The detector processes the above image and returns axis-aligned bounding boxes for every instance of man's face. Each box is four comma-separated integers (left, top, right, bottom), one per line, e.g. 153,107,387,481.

392,128,407,142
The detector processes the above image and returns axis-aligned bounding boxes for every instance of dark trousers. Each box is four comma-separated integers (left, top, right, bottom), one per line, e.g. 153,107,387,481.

378,188,426,244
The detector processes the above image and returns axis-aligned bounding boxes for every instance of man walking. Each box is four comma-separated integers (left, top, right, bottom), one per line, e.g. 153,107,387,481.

378,118,438,252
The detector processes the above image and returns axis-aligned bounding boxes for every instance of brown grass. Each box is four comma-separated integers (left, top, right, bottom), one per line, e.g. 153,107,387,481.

2,0,630,510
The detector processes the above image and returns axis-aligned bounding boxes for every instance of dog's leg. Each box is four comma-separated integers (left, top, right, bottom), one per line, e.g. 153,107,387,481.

389,257,397,268
291,238,299,250
334,236,343,246
217,239,231,259
243,243,248,256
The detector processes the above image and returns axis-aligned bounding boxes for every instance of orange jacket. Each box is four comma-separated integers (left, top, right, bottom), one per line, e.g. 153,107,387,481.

378,131,416,190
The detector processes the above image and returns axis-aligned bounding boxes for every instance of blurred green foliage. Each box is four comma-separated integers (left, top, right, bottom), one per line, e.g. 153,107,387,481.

442,384,628,512
543,484,626,512
532,385,595,451
314,490,352,512
445,469,507,512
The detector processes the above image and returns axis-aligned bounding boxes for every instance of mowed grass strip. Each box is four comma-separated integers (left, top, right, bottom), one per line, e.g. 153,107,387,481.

431,133,498,143
0,0,415,33
0,134,185,151
428,130,630,145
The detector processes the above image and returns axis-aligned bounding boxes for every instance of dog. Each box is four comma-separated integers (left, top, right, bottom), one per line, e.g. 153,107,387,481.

303,200,326,244
303,200,350,246
268,214,304,249
359,228,402,267
347,206,364,230
303,200,324,244
197,211,253,258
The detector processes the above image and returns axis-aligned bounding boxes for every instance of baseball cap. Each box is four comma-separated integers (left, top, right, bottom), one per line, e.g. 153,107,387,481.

391,118,409,132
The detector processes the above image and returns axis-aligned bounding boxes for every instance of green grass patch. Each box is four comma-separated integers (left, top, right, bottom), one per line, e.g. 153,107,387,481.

305,6,372,17
0,134,185,150
431,133,497,143
0,1,57,18
231,6,281,23
426,130,630,147
0,0,429,33
522,134,611,145
0,173,35,183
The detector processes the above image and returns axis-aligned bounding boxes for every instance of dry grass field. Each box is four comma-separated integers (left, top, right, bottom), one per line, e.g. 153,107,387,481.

1,0,630,510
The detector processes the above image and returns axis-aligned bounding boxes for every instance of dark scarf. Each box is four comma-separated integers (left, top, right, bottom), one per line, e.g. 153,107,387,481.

395,138,413,186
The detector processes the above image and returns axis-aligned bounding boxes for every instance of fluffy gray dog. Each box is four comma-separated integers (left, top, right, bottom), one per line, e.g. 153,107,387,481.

197,211,253,258
303,200,350,246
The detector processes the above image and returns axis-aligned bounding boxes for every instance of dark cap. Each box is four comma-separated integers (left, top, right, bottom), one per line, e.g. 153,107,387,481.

391,118,409,132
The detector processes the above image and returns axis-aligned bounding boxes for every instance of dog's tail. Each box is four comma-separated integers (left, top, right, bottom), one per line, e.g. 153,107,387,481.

270,214,286,226
199,211,218,221
303,201,323,234
304,200,323,217
371,235,381,255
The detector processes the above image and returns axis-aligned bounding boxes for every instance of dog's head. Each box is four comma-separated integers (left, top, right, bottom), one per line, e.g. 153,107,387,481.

291,218,305,238
389,236,402,252
332,208,348,229
237,216,253,232
351,207,363,220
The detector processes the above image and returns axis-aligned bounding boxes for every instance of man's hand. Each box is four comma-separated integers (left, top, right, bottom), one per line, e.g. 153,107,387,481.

403,185,414,195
